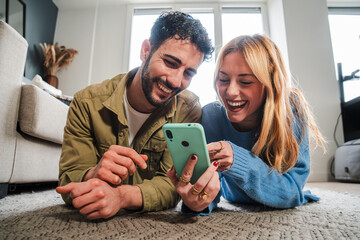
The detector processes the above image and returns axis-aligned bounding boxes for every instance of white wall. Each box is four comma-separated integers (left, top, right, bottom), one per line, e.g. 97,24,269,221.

53,4,98,95
53,0,352,181
267,0,343,181
53,0,128,96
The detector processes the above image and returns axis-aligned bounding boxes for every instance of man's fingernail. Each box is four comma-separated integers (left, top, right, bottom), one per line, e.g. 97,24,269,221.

115,176,121,184
191,155,196,160
213,161,219,167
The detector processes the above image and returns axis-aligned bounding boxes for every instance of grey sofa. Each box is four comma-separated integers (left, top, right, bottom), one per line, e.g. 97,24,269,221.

0,20,69,198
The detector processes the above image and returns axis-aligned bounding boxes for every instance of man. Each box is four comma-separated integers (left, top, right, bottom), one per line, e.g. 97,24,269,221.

56,11,213,220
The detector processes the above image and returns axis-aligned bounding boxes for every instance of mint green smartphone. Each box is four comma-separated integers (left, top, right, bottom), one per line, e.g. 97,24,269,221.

163,123,211,184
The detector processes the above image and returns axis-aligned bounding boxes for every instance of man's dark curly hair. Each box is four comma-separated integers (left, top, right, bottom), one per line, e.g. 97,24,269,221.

149,11,214,61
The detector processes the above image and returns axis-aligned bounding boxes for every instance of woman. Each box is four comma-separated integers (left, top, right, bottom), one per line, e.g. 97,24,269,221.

167,34,325,215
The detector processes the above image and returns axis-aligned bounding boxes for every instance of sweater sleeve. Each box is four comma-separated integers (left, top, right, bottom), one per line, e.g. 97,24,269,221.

222,131,319,208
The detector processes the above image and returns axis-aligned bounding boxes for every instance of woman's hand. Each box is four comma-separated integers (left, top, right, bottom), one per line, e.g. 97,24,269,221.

167,155,220,212
208,141,233,172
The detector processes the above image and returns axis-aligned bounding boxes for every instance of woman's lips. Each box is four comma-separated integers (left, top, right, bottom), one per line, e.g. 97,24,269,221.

226,100,247,111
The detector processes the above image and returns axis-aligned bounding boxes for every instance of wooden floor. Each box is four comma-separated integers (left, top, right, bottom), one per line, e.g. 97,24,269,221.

306,182,360,196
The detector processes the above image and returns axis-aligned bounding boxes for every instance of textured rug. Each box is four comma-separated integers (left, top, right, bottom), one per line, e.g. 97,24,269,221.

0,187,359,240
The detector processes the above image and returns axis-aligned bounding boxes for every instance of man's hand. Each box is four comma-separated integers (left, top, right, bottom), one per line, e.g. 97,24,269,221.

56,179,143,220
56,179,122,219
84,145,148,185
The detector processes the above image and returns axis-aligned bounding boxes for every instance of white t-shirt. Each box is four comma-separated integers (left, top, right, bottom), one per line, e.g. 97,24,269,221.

123,89,151,147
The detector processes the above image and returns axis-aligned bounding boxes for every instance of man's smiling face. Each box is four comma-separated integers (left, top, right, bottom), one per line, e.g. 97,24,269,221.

141,37,204,108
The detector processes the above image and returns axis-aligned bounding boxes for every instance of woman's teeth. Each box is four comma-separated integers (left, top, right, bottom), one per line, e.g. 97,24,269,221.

158,82,172,94
227,100,246,107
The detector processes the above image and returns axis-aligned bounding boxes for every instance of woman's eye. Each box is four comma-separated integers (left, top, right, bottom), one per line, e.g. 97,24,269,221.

241,81,252,85
219,79,229,83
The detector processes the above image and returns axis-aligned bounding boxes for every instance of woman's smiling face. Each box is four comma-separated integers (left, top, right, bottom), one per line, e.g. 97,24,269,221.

216,51,265,131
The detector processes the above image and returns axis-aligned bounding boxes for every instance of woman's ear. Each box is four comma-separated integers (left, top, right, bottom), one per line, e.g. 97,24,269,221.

140,39,151,62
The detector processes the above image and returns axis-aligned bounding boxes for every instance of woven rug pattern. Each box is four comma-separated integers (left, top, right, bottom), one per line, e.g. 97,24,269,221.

0,188,359,239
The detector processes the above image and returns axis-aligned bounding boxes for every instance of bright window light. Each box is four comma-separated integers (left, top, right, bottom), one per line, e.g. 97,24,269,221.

222,9,263,44
186,12,216,106
328,12,360,102
128,14,159,70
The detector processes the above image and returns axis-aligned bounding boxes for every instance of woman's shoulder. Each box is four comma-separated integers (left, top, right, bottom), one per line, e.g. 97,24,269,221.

202,101,223,114
201,101,228,126
202,102,225,120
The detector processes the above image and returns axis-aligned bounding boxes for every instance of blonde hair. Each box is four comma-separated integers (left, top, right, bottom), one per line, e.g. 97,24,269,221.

214,34,325,173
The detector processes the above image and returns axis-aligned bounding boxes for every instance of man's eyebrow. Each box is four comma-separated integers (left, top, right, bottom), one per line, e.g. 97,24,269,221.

164,54,197,75
164,54,182,64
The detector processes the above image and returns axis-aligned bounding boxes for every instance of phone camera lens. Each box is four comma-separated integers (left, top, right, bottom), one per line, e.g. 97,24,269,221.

181,141,189,147
166,130,173,139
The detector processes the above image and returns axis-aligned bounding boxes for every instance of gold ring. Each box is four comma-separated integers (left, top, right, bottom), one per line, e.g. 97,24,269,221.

191,186,201,195
211,141,224,154
199,191,209,200
179,176,190,185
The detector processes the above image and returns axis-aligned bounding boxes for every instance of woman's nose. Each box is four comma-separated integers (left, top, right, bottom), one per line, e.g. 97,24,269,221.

226,81,241,97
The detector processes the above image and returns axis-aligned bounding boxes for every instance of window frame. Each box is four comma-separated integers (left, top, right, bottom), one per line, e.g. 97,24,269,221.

327,5,360,102
123,2,269,71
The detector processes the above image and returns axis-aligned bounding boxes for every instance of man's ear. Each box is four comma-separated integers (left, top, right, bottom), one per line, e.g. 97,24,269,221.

140,39,151,62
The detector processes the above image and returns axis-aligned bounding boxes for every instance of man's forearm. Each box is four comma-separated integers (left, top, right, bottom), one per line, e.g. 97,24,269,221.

83,166,96,181
117,185,143,210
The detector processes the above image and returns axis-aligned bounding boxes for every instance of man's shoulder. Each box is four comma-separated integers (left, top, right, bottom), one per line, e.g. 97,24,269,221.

74,74,124,101
177,89,199,105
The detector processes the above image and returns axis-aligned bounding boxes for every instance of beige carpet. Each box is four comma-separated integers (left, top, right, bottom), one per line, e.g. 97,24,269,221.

0,187,359,240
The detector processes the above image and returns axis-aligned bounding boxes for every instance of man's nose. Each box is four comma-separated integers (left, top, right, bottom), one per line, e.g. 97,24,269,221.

167,70,183,89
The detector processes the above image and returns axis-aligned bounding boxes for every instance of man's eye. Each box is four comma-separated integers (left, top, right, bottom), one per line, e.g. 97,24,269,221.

184,71,194,78
164,59,176,68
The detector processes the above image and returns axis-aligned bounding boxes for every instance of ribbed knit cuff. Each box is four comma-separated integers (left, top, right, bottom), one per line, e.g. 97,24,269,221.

222,141,256,183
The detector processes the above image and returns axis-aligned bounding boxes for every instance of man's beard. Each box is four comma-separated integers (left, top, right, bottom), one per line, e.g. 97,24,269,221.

141,58,182,108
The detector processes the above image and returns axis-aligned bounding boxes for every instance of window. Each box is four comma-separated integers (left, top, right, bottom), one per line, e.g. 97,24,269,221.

222,7,263,45
328,7,360,102
128,5,266,106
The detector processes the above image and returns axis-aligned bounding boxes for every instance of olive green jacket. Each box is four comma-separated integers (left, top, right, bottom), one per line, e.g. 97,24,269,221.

59,68,201,212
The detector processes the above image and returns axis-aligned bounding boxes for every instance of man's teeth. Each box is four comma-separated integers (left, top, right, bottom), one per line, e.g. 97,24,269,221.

227,100,246,107
158,82,172,94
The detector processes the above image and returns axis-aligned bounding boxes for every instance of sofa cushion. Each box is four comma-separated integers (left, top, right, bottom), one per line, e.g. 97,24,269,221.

0,20,28,183
18,84,69,144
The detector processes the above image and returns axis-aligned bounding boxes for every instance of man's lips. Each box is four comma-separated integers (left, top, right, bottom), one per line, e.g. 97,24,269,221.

157,81,173,94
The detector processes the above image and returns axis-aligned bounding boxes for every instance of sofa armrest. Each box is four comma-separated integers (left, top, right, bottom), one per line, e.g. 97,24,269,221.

18,84,69,144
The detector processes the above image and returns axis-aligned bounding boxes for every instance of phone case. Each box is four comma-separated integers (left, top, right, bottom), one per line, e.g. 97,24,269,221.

163,123,211,184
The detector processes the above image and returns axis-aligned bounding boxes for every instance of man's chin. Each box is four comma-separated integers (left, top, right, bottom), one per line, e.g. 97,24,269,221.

148,95,174,108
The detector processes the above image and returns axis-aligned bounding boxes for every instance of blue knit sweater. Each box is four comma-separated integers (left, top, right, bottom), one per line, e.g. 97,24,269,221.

182,102,319,215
